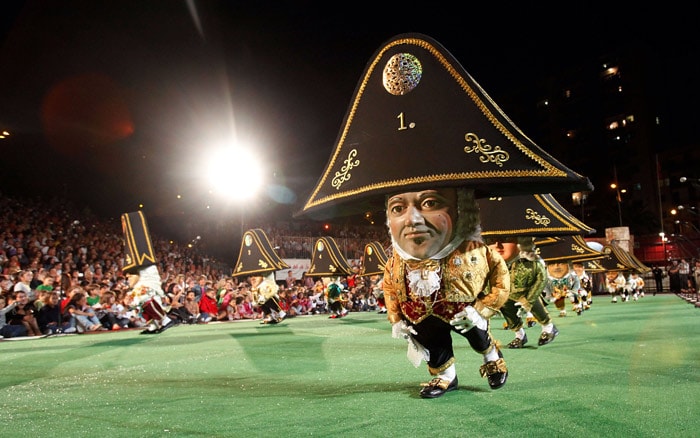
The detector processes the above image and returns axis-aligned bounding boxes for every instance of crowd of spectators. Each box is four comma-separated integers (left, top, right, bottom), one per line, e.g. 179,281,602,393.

0,193,387,339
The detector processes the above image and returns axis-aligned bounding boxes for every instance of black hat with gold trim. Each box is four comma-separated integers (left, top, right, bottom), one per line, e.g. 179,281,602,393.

622,246,651,274
306,237,354,278
538,235,605,264
297,33,593,220
233,229,290,277
480,194,595,237
360,241,389,276
533,236,562,247
121,211,157,275
575,259,606,273
597,243,646,273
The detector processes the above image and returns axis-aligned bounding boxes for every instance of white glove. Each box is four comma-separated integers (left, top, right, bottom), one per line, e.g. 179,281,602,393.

391,321,417,340
449,306,487,333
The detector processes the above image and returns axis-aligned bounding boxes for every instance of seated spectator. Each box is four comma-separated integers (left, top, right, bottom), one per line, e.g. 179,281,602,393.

217,286,237,321
184,290,204,324
235,294,257,320
13,270,36,302
296,290,312,315
63,291,106,332
85,283,101,307
366,293,378,311
34,273,56,309
7,290,42,336
198,287,219,323
97,290,130,330
1,294,28,338
36,290,75,334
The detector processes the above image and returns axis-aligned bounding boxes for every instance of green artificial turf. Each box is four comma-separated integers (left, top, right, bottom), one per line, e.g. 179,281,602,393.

1,294,698,437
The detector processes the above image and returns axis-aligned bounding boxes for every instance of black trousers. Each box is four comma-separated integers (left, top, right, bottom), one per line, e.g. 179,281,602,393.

410,315,493,370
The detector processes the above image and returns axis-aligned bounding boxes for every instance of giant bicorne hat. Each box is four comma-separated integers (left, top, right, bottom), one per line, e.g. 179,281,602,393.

121,211,157,275
480,194,595,238
305,237,354,277
297,33,593,220
620,245,651,274
360,241,389,276
538,235,605,264
233,229,290,277
597,242,647,273
575,258,607,273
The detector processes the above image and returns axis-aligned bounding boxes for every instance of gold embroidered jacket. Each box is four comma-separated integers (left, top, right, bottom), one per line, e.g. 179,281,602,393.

383,240,509,325
507,256,547,307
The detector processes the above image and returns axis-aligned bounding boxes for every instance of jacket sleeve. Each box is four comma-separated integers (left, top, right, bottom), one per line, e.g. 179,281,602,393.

473,246,510,318
383,256,402,324
524,260,548,304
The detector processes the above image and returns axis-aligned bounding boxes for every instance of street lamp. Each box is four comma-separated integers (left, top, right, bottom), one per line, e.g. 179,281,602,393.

571,191,589,221
610,182,623,226
659,232,667,261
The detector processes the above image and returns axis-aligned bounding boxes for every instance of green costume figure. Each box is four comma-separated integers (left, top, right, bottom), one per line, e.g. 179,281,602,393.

326,283,347,319
487,236,556,348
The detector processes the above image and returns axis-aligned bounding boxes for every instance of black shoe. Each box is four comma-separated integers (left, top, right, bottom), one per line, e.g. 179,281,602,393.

480,350,507,389
507,334,528,349
156,320,176,333
419,376,458,399
537,325,559,346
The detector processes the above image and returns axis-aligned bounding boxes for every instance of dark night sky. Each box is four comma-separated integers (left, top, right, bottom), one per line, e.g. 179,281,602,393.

1,1,697,258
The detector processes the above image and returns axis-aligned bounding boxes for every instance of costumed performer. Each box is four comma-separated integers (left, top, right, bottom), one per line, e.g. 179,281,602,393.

250,273,287,324
296,34,593,398
487,236,558,348
121,211,174,335
325,282,348,319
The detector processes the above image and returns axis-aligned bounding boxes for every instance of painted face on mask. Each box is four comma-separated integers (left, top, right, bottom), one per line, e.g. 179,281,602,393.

546,261,570,279
386,188,456,260
486,237,519,263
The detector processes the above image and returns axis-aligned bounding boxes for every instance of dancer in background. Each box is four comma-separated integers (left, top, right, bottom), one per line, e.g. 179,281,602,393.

121,211,174,334
233,229,290,325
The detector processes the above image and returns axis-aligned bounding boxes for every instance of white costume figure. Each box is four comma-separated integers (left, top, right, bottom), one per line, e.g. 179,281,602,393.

625,272,644,301
250,273,286,324
121,211,174,335
606,271,627,303
544,261,582,317
126,265,173,334
572,262,593,310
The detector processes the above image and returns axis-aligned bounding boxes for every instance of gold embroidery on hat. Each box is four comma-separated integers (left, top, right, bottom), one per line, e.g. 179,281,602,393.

463,133,509,167
571,243,585,254
525,208,551,226
383,53,422,96
332,149,360,190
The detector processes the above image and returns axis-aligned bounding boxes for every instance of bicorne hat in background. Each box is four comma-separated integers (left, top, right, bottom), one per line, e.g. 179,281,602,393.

480,193,595,238
538,235,605,264
360,241,389,276
597,242,649,273
233,229,289,278
121,211,157,275
305,237,354,278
